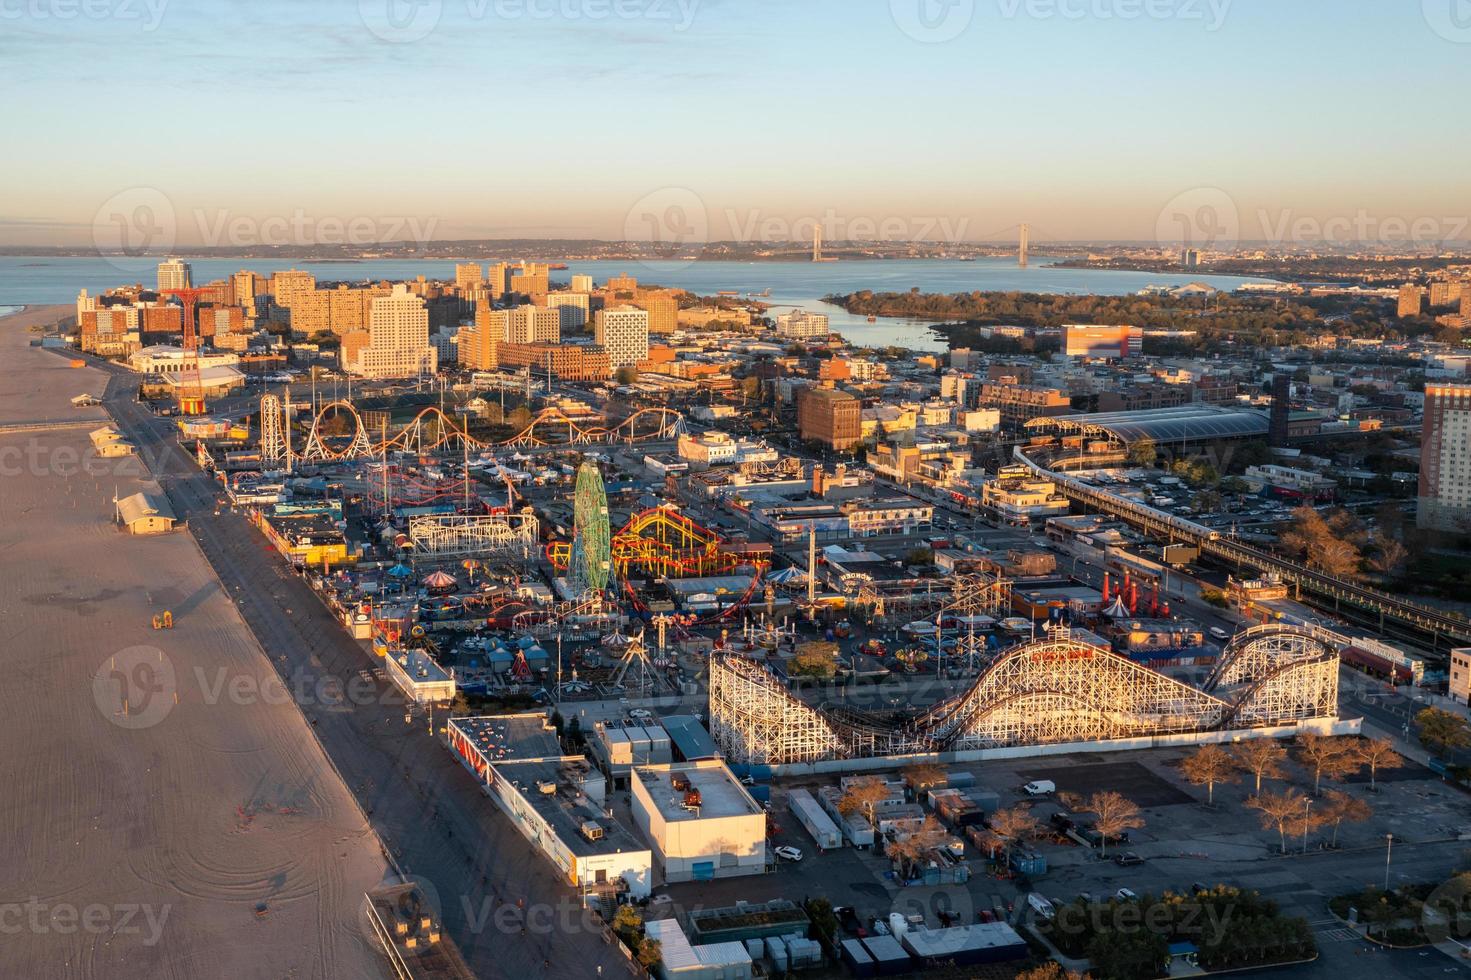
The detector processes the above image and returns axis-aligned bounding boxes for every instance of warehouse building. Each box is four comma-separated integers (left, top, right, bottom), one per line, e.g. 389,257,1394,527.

631,761,767,883
115,491,176,535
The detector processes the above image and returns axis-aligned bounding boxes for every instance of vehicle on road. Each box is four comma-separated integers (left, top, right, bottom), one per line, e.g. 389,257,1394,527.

1022,780,1056,797
1209,626,1231,641
1114,852,1144,867
1115,888,1138,902
773,845,803,862
1027,894,1056,920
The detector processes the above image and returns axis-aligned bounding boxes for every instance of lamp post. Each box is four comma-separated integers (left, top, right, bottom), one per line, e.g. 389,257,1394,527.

1384,833,1393,891
1302,798,1312,855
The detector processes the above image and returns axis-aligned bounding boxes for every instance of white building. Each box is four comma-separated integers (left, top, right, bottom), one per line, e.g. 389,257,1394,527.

596,305,650,369
156,258,192,292
346,284,438,379
677,431,779,467
546,291,591,332
630,761,767,883
570,274,594,293
775,309,830,340
129,345,241,375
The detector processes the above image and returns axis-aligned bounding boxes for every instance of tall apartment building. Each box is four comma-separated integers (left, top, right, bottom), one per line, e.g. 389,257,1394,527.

231,270,263,305
496,342,611,382
1063,324,1144,359
507,304,561,344
156,258,192,292
457,306,506,371
1430,281,1464,309
486,262,511,299
271,270,317,310
547,291,591,332
1398,284,1425,318
776,310,830,340
633,289,679,335
1418,383,1471,531
455,262,484,294
1463,288,1471,320
571,274,594,293
595,306,650,369
199,305,245,339
510,262,549,297
797,386,861,451
343,284,438,379
975,382,1073,429
605,273,639,294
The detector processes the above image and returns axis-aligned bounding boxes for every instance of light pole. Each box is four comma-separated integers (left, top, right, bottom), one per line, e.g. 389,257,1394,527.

1383,833,1393,891
1302,798,1312,855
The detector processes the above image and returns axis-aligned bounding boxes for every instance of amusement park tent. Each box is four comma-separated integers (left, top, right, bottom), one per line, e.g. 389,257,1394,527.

423,571,457,589
1103,595,1132,619
766,566,808,587
387,564,413,578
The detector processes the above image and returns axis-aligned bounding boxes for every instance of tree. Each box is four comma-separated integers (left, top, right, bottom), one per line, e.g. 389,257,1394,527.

901,763,946,794
1182,743,1239,806
888,816,948,878
988,805,1039,865
1417,707,1471,757
1355,737,1403,791
1129,438,1158,467
1247,787,1309,853
1281,507,1362,579
1086,928,1170,980
636,937,662,969
614,366,639,385
791,641,839,679
1084,791,1144,858
1318,789,1371,848
837,776,890,826
612,904,642,945
1233,740,1288,793
1295,734,1359,794
1016,962,1088,980
1367,534,1409,577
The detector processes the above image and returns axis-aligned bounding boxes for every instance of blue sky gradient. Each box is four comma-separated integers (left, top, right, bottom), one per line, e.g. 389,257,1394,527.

4,0,1468,245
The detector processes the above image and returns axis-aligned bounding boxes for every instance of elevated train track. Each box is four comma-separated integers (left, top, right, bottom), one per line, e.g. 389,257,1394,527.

1014,446,1471,650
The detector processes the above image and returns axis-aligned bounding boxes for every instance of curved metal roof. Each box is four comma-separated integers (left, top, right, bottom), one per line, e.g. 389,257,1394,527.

1036,406,1270,445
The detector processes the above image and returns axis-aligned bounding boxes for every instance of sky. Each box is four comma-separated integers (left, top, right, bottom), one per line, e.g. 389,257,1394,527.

3,0,1470,248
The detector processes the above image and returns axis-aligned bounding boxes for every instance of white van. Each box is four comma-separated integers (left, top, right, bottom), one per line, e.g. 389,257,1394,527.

1027,894,1056,920
1209,626,1230,642
1022,780,1056,797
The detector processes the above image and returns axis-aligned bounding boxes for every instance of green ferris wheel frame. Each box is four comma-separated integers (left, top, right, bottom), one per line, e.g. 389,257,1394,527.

569,461,612,595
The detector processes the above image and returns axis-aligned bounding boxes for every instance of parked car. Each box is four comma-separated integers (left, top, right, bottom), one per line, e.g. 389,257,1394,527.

774,845,803,862
1027,894,1057,920
1022,780,1056,797
1050,812,1076,832
1114,852,1144,867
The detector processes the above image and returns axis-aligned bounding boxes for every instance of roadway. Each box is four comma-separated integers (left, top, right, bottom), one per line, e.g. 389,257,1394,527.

95,360,634,979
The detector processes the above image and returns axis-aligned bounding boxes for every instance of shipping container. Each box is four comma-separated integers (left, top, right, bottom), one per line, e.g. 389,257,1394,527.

788,788,842,850
841,938,877,978
860,935,914,976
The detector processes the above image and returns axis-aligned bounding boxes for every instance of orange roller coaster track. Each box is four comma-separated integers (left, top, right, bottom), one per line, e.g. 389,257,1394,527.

294,400,687,462
548,505,771,580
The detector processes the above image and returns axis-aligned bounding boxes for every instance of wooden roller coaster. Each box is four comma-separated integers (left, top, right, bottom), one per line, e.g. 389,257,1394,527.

547,505,771,580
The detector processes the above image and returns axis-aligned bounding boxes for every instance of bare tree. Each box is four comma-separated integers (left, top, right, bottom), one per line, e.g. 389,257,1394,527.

1318,789,1372,848
888,816,948,879
1281,507,1363,579
1247,787,1309,853
901,763,946,794
1355,737,1403,792
1367,534,1409,577
1084,791,1144,858
1181,743,1239,806
1055,790,1084,813
989,805,1040,865
1232,739,1288,793
1295,734,1359,794
1016,963,1088,980
837,777,890,826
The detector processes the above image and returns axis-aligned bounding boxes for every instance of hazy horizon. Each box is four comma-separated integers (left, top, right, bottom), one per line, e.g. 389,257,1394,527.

6,0,1471,251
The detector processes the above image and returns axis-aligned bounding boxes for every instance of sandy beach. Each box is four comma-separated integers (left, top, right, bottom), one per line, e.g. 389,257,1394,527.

0,307,391,979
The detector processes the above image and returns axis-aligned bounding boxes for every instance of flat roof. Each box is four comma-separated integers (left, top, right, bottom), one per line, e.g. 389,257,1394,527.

659,714,720,761
1042,405,1270,445
453,713,561,762
634,763,761,822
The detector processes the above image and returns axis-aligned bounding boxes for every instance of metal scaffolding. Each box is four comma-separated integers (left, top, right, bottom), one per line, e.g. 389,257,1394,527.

708,626,1343,765
407,511,540,561
259,392,285,467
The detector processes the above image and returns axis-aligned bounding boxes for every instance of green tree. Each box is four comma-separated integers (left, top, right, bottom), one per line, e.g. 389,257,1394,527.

1416,707,1471,757
636,938,662,969
1129,438,1158,467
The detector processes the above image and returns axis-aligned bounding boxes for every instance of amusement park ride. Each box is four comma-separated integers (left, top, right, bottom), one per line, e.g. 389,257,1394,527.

163,287,211,415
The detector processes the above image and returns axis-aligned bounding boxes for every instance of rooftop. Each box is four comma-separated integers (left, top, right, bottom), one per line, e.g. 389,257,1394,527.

633,762,762,822
452,712,561,762
1040,405,1270,445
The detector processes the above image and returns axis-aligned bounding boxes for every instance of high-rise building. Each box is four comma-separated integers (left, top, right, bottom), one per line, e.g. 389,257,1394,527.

231,270,263,305
510,262,549,298
775,310,830,340
1430,281,1464,309
506,304,561,344
1418,383,1471,531
457,306,507,370
486,262,512,299
455,262,484,294
595,305,650,369
1462,287,1471,320
547,291,591,332
570,274,594,293
156,258,192,292
271,269,316,310
633,289,679,335
1398,284,1425,319
797,386,861,451
1063,324,1144,359
344,284,437,379
605,273,639,294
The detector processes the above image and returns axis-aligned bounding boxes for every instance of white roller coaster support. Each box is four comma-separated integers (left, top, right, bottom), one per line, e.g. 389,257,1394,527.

408,512,540,560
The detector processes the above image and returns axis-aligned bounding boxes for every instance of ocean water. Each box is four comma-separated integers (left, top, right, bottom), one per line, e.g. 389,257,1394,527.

0,255,1272,353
